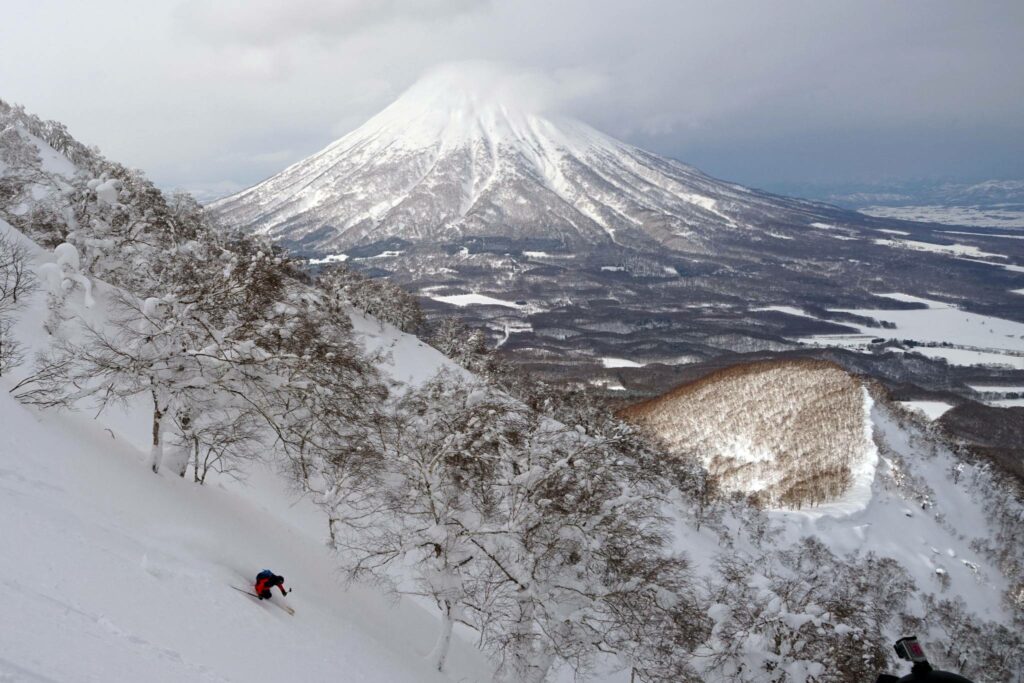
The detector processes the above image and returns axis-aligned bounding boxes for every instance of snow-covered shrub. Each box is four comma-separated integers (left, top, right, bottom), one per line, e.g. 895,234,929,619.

318,264,425,333
428,316,497,375
36,242,92,336
912,595,1024,682
701,537,915,682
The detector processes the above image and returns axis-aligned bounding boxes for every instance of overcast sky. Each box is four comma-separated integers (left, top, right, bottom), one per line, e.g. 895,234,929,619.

3,0,1022,200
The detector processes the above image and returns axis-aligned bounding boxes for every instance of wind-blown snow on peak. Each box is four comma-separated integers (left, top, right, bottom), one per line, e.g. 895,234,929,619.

211,66,815,253
334,63,616,155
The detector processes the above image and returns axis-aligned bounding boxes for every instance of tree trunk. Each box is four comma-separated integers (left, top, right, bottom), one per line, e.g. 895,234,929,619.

429,600,455,672
176,440,191,478
507,585,552,683
328,518,338,545
193,440,202,483
149,394,164,474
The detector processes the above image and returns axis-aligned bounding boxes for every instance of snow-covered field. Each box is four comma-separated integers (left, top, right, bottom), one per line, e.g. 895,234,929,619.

860,205,1024,228
902,347,1023,370
941,230,1024,240
898,400,955,420
600,357,644,368
752,305,820,319
306,252,349,265
831,294,1024,350
966,384,1024,408
588,377,627,391
428,292,525,309
967,384,1024,394
522,251,574,259
873,237,1009,261
793,292,1024,369
957,257,1024,273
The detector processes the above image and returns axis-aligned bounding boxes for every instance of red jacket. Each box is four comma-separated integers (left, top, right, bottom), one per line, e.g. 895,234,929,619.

255,576,287,596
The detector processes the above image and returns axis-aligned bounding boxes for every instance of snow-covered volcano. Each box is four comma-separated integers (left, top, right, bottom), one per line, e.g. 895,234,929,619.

211,65,819,253
209,65,1024,389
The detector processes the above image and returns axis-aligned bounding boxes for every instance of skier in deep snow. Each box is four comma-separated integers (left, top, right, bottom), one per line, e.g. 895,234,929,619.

254,569,289,600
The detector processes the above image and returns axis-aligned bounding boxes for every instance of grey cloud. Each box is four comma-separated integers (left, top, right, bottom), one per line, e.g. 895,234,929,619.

174,0,490,45
2,0,1021,199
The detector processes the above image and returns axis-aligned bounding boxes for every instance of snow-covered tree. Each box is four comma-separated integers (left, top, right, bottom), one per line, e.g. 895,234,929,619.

914,594,1024,681
321,371,705,680
37,242,93,336
428,317,496,374
701,537,918,682
318,264,425,333
168,404,262,483
0,118,48,223
322,373,505,671
472,407,706,682
0,231,35,375
0,232,34,310
249,286,388,487
63,292,220,473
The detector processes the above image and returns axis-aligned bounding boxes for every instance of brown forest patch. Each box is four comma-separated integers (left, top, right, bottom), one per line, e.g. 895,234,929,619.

620,359,871,508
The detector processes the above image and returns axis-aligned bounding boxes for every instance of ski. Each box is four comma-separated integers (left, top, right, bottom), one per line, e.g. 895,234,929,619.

230,585,295,615
230,585,260,598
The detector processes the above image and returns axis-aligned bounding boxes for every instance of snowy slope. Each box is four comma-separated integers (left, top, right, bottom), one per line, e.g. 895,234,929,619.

660,390,1019,680
210,64,829,253
3,244,1016,681
627,361,1016,629
0,390,495,683
0,217,493,682
4,98,1022,682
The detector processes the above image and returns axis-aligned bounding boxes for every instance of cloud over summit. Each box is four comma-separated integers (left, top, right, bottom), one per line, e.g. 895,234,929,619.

2,0,1021,197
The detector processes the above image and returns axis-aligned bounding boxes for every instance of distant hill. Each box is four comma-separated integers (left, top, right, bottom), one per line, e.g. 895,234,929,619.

620,359,875,509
